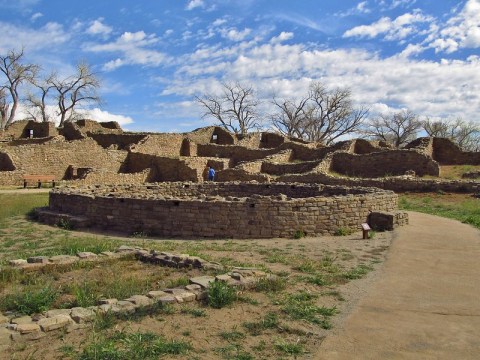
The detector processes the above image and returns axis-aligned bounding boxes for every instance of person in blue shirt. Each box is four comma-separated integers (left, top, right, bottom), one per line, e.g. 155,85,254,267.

208,166,215,181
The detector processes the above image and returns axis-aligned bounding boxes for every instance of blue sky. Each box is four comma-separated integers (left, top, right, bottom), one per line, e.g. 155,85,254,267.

1,0,479,133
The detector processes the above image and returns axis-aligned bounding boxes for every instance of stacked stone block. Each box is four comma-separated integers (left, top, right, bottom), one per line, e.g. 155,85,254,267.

38,182,402,238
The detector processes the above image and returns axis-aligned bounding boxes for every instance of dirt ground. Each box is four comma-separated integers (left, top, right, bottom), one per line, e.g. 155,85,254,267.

4,224,393,360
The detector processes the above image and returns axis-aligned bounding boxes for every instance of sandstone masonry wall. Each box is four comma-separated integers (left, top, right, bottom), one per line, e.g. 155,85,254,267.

2,138,127,185
2,120,58,139
330,150,440,177
0,152,15,171
130,134,185,157
89,133,147,149
45,183,399,238
432,138,480,165
278,172,479,193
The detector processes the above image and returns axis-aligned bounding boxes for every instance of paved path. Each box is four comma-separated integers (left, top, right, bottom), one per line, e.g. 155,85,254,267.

317,211,480,360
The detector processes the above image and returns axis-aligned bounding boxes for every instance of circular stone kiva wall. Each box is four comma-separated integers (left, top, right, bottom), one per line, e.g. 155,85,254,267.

44,182,398,238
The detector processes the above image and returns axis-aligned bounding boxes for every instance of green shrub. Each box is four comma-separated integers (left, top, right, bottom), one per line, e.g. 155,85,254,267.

293,230,305,239
207,281,237,309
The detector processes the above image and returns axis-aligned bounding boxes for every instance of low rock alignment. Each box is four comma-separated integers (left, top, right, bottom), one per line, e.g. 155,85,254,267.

1,247,272,346
38,182,402,238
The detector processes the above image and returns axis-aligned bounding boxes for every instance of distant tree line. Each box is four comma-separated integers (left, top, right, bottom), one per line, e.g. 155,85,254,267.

0,48,101,131
197,82,479,151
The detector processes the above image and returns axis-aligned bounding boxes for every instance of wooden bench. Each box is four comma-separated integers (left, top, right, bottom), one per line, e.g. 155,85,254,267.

361,223,371,239
23,175,56,188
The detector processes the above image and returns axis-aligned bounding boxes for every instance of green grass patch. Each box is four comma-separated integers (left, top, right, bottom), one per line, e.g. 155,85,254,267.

0,193,48,223
274,340,304,356
77,330,191,359
254,276,287,293
180,306,207,318
243,312,279,336
281,292,337,329
0,284,58,315
219,329,246,341
399,193,480,229
343,264,374,280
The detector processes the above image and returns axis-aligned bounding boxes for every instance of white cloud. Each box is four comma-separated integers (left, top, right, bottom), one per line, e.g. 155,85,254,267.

343,10,433,41
357,2,371,14
212,18,227,27
0,21,69,53
429,0,480,53
77,108,134,126
221,27,251,42
86,18,112,38
186,0,204,11
390,0,417,9
160,40,480,125
12,104,133,127
275,13,329,33
85,31,170,70
30,12,42,21
270,32,294,44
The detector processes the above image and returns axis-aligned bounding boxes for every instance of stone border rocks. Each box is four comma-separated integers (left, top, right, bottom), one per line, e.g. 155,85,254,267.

0,270,274,345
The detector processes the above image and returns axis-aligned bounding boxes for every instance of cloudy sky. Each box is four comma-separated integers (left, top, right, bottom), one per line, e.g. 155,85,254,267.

1,0,479,132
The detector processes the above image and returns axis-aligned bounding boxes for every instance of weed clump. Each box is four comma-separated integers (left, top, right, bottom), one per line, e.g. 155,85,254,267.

207,281,237,309
334,227,353,236
293,230,305,239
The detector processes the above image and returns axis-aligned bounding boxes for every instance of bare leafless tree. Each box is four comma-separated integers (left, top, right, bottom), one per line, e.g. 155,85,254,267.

196,82,260,136
423,117,479,151
50,62,101,127
25,73,55,123
270,96,310,139
0,48,39,130
0,88,10,131
270,82,368,144
304,82,369,144
364,110,422,148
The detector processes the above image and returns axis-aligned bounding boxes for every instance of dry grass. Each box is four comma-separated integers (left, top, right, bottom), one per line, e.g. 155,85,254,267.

438,165,480,179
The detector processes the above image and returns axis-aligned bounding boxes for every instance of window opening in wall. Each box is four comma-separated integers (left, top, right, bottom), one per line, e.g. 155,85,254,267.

212,134,218,143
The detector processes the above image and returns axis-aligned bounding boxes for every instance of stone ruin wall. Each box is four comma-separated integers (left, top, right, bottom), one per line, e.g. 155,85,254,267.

75,119,122,131
431,138,480,165
45,183,399,238
405,137,480,165
69,169,152,186
88,133,148,150
130,134,185,157
261,160,321,176
0,138,127,186
330,150,440,177
279,172,480,193
1,120,58,139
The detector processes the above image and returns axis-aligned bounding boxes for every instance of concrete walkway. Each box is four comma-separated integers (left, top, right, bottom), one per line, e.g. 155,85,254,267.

317,211,480,360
